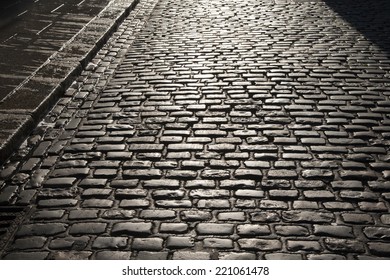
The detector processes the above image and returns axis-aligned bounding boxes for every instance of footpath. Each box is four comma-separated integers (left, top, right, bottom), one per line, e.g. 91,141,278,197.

0,0,139,163
0,0,390,259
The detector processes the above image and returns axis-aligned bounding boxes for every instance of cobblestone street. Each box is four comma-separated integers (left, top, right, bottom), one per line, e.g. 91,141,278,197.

0,0,390,259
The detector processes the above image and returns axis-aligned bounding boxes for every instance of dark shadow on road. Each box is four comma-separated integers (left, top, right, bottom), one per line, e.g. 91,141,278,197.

0,0,35,29
324,0,390,56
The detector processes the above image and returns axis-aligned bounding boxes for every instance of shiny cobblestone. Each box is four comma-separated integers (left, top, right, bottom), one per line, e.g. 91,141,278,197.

0,0,390,259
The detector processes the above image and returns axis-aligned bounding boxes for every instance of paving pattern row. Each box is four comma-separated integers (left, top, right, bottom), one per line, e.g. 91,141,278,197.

0,0,390,259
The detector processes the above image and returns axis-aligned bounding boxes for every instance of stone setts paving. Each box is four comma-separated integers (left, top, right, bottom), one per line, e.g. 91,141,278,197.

0,0,389,259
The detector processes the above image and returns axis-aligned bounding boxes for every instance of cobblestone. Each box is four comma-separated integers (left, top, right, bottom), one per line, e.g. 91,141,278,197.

237,225,271,236
132,238,164,251
238,239,282,251
367,243,390,257
275,225,309,237
313,225,355,238
92,237,128,249
95,251,132,260
111,222,153,236
1,0,390,259
172,251,210,260
196,224,234,235
363,227,390,240
11,237,47,250
166,237,194,248
69,223,107,235
16,223,68,237
219,252,256,260
287,240,322,252
324,238,365,253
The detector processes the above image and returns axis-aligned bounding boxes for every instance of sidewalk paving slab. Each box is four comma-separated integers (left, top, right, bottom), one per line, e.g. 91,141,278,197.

0,0,140,164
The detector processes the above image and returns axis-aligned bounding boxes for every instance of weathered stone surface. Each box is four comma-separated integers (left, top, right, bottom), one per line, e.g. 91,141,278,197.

49,251,93,260
324,238,365,253
12,237,47,250
237,225,271,236
111,222,153,236
363,227,390,240
275,226,309,236
203,238,234,249
219,252,256,260
181,210,212,221
69,223,107,235
368,242,390,256
1,0,390,260
140,210,176,219
238,239,282,251
95,251,132,260
166,237,194,248
132,238,164,251
135,251,168,260
92,237,128,249
282,211,335,223
173,251,210,260
196,223,234,235
287,240,322,252
49,237,90,250
16,223,67,237
313,225,355,238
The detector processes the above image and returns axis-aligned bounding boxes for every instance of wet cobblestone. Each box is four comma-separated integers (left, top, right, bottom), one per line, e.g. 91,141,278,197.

0,0,390,259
